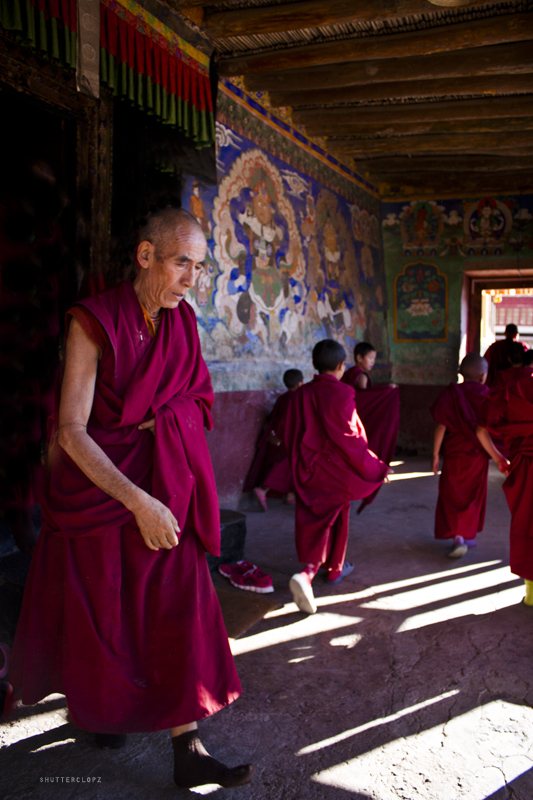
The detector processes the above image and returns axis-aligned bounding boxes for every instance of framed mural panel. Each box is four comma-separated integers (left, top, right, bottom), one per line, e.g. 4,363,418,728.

394,261,448,343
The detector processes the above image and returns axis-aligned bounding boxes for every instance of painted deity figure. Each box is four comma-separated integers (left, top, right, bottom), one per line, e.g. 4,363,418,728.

470,199,505,243
189,183,212,238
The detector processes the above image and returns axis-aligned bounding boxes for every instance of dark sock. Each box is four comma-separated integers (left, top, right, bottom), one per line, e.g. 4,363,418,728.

172,731,255,789
94,733,127,749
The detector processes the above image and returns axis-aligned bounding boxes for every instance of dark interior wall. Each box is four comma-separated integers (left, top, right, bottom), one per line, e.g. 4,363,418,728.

206,389,279,507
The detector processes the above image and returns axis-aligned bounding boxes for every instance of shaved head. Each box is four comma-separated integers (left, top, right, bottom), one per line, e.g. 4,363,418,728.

138,207,203,256
459,353,488,382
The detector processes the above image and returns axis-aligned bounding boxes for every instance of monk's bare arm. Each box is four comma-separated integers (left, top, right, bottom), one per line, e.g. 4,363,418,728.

432,423,446,474
58,318,180,550
476,426,510,475
356,373,369,390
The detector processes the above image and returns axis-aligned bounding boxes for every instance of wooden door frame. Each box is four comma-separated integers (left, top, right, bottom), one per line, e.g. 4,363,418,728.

463,269,533,354
0,32,112,282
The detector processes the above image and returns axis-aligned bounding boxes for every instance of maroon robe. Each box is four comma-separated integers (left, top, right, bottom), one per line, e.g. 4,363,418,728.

493,365,533,389
284,375,387,571
431,382,490,541
485,375,533,580
483,338,529,387
243,390,294,494
10,281,241,733
342,365,400,513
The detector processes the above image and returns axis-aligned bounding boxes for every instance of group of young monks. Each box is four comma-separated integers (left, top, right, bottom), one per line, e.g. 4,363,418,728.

248,323,533,615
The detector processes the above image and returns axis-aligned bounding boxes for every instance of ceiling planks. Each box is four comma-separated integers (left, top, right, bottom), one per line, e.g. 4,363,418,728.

328,131,533,155
205,0,500,38
268,73,533,107
186,0,533,195
243,42,533,93
217,12,533,75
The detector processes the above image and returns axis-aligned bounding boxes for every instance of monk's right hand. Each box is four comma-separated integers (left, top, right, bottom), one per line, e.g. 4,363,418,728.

131,494,180,551
432,455,440,475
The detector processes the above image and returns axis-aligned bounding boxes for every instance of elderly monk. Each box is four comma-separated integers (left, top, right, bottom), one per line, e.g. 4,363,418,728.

9,208,254,790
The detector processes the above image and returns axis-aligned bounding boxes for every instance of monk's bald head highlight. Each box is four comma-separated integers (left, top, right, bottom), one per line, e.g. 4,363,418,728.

459,353,488,382
139,207,203,257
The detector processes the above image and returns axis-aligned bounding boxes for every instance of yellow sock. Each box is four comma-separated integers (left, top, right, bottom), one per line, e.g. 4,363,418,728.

524,580,533,606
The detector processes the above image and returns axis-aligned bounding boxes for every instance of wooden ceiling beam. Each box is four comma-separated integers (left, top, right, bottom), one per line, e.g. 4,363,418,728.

269,73,533,107
351,155,533,173
244,41,533,94
291,95,533,128
218,12,533,76
205,0,497,39
329,131,533,155
302,116,533,138
376,172,533,194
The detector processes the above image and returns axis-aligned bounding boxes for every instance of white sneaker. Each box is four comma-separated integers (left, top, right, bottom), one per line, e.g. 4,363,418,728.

447,536,468,559
289,573,317,615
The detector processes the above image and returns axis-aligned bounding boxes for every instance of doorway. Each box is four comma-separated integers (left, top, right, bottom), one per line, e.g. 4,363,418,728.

461,270,533,358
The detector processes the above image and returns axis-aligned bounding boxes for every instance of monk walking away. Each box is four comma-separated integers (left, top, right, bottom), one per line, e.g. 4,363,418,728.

342,341,399,512
8,209,254,790
284,340,389,615
483,323,528,387
431,354,509,559
480,370,533,606
492,341,533,388
244,368,304,511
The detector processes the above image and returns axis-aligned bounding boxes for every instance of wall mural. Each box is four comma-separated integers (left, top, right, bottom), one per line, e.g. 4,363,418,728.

394,261,448,343
184,115,386,391
382,193,533,386
383,196,533,258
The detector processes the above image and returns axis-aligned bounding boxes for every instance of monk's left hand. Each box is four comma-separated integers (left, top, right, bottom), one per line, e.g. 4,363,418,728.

139,417,155,435
497,458,511,476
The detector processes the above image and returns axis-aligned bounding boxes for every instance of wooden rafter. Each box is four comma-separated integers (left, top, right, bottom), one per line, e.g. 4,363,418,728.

291,96,533,128
307,117,533,138
243,41,533,94
205,0,500,38
351,155,533,173
328,131,533,155
268,73,533,107
218,12,533,75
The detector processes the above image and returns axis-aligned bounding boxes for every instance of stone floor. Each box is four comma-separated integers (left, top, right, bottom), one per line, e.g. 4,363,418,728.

1,456,533,799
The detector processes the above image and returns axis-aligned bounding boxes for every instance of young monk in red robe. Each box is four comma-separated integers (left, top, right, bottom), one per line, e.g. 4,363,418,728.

432,354,509,558
284,339,389,615
243,368,303,511
483,323,528,386
493,341,533,388
480,372,533,605
9,209,254,790
342,341,400,512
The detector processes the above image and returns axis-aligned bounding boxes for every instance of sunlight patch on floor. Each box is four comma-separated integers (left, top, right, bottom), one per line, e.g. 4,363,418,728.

298,690,459,755
397,582,525,632
361,565,517,613
311,700,533,800
387,471,435,481
230,612,363,656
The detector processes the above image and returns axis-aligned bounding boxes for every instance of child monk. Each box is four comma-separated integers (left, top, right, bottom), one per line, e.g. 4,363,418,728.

284,340,389,614
493,341,533,388
243,369,304,511
342,341,399,512
432,353,509,558
479,372,533,605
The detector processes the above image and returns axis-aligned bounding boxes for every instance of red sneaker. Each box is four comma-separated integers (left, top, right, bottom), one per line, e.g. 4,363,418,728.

219,560,256,579
230,565,274,594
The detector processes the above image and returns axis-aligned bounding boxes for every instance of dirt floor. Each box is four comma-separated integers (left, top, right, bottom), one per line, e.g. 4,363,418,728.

1,456,533,800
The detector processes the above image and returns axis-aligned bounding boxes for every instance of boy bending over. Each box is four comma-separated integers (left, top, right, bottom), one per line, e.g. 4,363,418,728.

284,340,388,614
244,369,304,510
